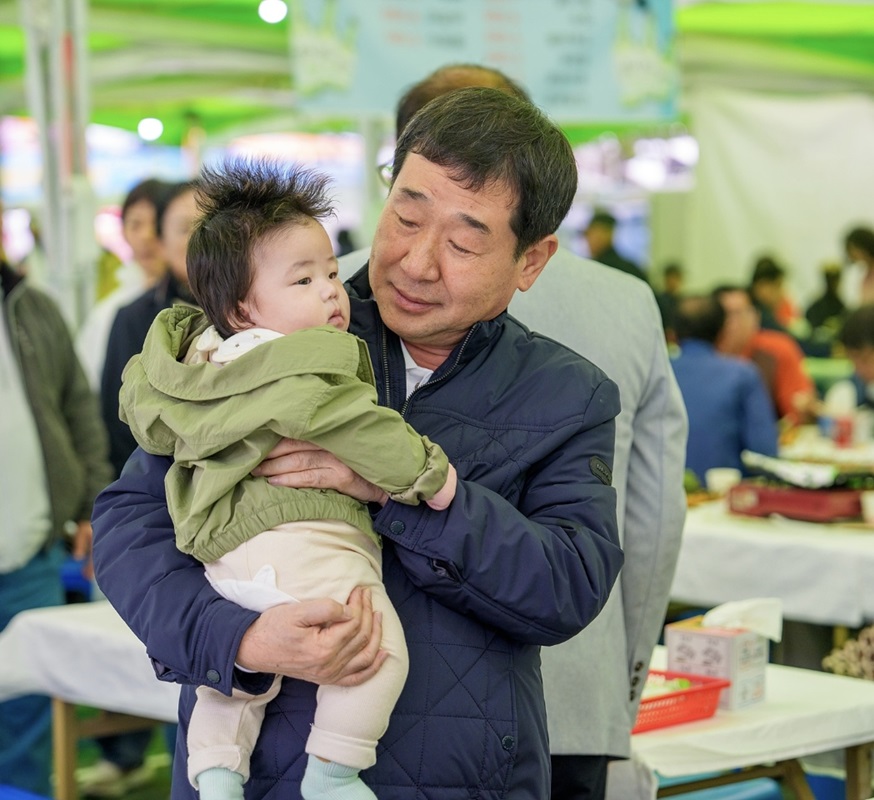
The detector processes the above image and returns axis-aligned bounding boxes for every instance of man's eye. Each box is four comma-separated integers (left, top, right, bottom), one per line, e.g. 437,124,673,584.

451,242,474,255
397,215,417,228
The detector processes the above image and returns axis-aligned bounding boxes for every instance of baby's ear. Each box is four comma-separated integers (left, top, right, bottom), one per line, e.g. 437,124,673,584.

229,302,252,331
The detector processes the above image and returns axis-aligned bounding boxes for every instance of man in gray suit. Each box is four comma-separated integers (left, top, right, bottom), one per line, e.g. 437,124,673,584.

341,64,688,800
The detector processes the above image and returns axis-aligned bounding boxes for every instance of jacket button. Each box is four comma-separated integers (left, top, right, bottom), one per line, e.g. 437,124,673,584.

634,661,645,672
206,669,221,684
501,735,515,751
631,675,640,686
629,690,636,701
389,520,405,535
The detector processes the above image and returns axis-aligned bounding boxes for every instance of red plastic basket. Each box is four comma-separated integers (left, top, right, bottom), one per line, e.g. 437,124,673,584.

632,669,731,734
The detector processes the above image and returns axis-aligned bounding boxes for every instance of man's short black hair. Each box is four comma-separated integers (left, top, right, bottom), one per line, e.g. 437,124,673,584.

674,295,726,344
187,158,334,338
392,87,577,261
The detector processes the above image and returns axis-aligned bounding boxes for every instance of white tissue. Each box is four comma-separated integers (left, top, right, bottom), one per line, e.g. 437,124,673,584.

701,597,783,642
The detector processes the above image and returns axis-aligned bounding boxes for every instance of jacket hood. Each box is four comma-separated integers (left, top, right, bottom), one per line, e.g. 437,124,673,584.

129,305,374,402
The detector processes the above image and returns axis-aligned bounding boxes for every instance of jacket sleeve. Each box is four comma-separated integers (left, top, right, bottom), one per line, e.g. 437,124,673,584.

373,378,623,647
91,448,266,696
619,294,688,714
285,377,449,503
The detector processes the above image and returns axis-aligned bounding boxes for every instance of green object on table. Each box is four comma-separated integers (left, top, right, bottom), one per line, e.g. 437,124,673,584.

804,357,854,396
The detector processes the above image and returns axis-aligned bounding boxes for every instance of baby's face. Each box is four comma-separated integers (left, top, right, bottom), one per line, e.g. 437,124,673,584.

241,219,350,335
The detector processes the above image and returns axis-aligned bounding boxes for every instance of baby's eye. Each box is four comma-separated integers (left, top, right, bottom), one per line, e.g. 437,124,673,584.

295,277,312,286
329,271,339,280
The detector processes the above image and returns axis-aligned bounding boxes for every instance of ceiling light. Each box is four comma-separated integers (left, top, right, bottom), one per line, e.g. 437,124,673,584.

137,118,163,141
258,0,288,24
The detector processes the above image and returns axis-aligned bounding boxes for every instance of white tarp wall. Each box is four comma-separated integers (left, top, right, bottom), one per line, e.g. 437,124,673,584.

665,86,874,305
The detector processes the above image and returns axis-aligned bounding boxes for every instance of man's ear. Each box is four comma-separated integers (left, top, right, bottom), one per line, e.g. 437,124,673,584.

516,234,558,292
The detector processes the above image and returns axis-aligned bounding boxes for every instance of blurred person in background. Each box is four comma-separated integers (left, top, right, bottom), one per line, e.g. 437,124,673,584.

836,305,874,408
805,263,847,346
335,227,357,257
714,285,817,425
76,178,168,391
749,255,798,333
671,294,778,483
842,226,874,308
655,261,683,341
0,250,113,796
100,180,200,478
583,210,648,284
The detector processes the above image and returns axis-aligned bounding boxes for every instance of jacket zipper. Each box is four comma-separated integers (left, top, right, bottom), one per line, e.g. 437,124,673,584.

380,323,479,418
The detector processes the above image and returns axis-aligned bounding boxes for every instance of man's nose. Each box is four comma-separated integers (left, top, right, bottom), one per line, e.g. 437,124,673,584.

400,232,440,281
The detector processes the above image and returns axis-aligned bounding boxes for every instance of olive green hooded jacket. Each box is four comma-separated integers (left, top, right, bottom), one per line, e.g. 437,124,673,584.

120,305,449,563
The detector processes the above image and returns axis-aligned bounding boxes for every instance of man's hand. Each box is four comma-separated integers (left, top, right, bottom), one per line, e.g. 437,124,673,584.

71,520,94,580
236,586,387,686
253,438,388,506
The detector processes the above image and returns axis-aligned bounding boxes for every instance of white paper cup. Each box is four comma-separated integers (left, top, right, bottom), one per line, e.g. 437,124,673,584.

705,467,743,495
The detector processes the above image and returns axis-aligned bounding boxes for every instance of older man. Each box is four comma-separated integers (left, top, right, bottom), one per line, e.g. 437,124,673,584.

93,88,623,800
345,64,688,800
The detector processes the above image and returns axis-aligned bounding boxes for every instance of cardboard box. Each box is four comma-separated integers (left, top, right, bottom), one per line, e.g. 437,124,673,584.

665,616,768,710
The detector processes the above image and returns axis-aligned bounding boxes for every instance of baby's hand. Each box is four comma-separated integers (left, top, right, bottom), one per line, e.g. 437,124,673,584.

426,464,457,511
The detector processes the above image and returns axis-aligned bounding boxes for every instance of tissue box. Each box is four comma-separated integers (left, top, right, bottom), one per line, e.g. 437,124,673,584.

665,615,768,710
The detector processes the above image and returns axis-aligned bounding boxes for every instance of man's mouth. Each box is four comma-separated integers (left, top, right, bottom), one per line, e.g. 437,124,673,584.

392,286,434,312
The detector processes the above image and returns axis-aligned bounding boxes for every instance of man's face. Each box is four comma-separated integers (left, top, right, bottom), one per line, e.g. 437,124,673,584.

717,290,760,354
847,346,874,385
369,153,553,352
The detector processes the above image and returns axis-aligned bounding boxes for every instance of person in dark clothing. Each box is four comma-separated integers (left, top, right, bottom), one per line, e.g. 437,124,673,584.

656,262,683,340
806,263,847,334
749,256,793,334
583,210,648,283
100,180,200,477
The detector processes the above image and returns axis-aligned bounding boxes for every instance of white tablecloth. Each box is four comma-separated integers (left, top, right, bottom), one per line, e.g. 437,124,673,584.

607,646,874,799
0,601,179,722
636,647,874,775
672,500,874,626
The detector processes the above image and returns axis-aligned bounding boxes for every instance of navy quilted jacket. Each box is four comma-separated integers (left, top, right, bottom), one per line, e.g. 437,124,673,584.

92,267,623,799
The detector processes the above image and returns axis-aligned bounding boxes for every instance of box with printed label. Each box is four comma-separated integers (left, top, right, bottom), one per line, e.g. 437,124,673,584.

665,615,768,711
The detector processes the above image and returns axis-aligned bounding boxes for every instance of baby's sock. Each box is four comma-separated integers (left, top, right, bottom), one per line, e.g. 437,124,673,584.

196,767,245,800
300,756,376,800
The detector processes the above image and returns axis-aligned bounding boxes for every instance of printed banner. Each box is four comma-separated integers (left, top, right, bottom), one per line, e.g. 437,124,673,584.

289,0,677,122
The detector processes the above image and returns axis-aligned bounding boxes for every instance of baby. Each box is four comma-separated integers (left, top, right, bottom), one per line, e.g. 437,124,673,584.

119,158,456,800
